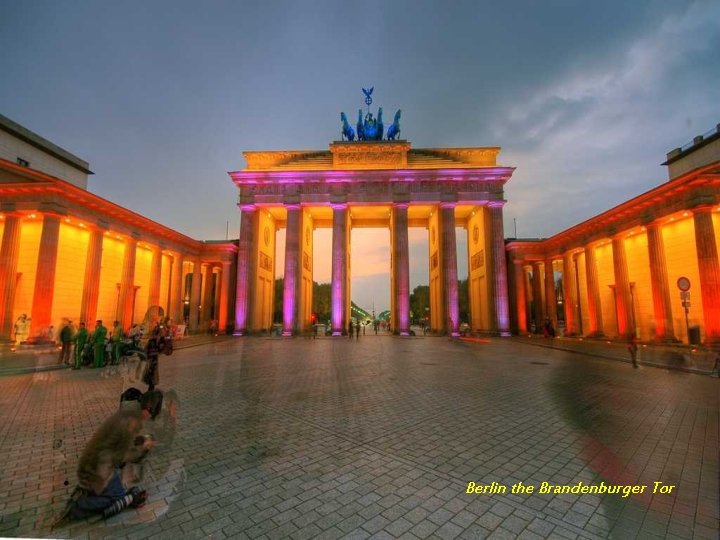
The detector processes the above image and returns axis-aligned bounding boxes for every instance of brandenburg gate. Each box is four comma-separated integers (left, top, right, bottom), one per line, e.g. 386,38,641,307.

229,101,515,337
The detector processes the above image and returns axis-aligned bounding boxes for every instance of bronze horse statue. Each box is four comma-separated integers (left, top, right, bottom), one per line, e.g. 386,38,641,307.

387,109,401,140
340,112,355,141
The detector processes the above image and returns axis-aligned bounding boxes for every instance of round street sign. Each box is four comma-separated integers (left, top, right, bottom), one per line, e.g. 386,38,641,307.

677,277,691,292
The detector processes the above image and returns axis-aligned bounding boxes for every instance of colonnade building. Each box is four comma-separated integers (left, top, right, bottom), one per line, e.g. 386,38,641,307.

507,124,720,345
0,114,237,343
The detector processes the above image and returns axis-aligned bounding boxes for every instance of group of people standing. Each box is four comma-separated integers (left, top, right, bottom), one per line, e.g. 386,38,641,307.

55,319,171,385
347,319,365,339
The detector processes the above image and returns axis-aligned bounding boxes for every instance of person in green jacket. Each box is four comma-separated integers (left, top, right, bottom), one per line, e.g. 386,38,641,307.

110,320,125,365
73,322,89,369
92,320,108,368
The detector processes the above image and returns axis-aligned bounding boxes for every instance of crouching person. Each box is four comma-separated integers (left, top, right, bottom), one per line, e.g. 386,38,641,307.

63,408,154,521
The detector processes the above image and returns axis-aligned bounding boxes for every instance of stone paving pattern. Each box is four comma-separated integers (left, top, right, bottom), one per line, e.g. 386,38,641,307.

0,335,717,539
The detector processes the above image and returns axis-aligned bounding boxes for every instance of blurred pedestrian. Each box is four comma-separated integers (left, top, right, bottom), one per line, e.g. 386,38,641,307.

73,322,89,369
628,332,639,368
92,320,108,368
58,320,74,366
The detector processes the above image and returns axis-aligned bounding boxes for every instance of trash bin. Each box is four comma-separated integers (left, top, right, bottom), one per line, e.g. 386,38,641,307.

688,325,701,345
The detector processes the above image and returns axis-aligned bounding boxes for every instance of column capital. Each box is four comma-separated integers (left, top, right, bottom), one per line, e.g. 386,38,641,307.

439,202,456,210
285,203,301,211
330,203,348,211
393,202,410,210
487,200,506,209
239,204,257,212
692,204,716,215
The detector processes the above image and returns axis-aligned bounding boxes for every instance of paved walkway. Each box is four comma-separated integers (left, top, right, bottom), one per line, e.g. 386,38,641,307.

0,336,717,539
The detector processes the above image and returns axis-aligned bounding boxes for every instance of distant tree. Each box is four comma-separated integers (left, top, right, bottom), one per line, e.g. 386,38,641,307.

458,279,469,323
313,282,331,323
273,278,283,323
409,285,430,324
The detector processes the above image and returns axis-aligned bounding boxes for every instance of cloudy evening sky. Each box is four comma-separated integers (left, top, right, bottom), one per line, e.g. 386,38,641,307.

1,0,718,313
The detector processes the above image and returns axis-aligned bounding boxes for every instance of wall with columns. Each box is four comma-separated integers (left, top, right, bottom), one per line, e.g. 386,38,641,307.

428,209,442,331
467,208,489,331
251,210,276,331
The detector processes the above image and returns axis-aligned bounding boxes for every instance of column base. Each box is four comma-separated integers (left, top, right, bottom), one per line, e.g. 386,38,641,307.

232,330,246,337
282,331,294,337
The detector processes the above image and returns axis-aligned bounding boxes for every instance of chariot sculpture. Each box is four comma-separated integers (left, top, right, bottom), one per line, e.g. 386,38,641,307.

340,87,402,142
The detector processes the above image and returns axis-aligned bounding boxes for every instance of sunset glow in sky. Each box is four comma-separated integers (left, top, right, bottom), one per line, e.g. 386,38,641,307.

2,0,718,312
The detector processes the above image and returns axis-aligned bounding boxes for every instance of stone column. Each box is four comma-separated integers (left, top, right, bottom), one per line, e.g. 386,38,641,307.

512,260,528,334
488,202,510,335
189,258,202,332
612,236,633,339
544,257,557,328
116,234,138,330
392,203,410,335
234,205,256,335
148,245,162,309
202,264,215,331
283,205,301,336
218,261,232,333
331,203,348,336
585,244,604,336
170,252,184,325
30,213,62,337
693,207,720,342
646,222,675,341
562,251,578,336
79,225,105,325
531,262,544,330
440,203,459,336
0,213,22,339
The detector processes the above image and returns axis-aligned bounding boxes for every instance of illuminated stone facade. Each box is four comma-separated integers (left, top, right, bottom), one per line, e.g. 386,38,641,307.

507,125,720,345
230,142,515,336
0,120,237,344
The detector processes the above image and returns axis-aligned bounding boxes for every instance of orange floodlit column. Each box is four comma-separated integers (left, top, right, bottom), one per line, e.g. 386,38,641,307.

488,203,510,335
531,262,544,328
512,260,528,333
282,205,301,336
544,257,557,328
202,263,215,330
330,203,348,336
79,226,105,325
189,259,202,332
440,202,459,336
562,252,578,336
235,205,256,335
116,234,138,330
30,213,61,337
584,244,604,336
170,252,184,324
693,207,720,341
392,203,411,335
218,261,231,332
612,236,633,338
148,246,162,308
0,213,22,338
646,222,675,341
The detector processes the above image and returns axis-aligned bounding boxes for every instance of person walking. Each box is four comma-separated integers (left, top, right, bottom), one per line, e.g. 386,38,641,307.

143,329,161,391
355,321,360,340
92,320,108,368
348,320,354,339
58,320,74,366
628,332,639,368
73,322,89,369
110,321,125,365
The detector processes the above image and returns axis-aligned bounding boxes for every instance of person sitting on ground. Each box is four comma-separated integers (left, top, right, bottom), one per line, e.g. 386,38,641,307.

62,408,154,521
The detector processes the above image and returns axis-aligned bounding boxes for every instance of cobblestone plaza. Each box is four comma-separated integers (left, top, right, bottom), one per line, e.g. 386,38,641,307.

0,336,717,539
